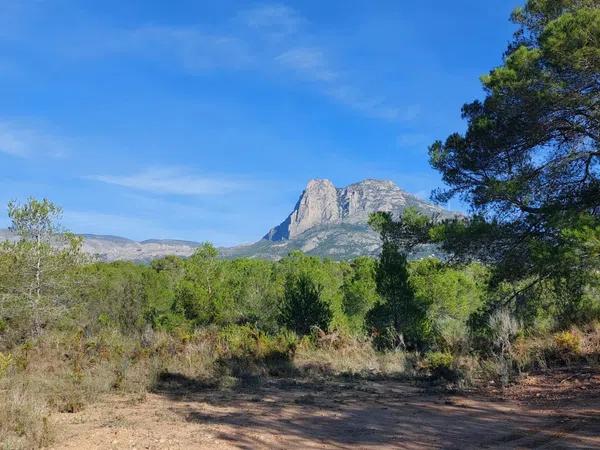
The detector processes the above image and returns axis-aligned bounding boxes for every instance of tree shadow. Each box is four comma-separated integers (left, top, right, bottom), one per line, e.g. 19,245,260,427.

151,362,600,448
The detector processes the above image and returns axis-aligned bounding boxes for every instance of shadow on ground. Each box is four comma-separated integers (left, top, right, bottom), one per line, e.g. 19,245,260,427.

151,364,600,449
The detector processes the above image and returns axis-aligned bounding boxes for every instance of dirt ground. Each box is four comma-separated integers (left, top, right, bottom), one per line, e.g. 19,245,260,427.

51,368,600,449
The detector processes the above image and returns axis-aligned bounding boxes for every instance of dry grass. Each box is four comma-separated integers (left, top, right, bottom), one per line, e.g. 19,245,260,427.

294,334,414,378
2,323,599,449
580,321,600,358
462,322,600,389
511,322,600,372
0,329,219,449
0,381,53,450
1,329,419,448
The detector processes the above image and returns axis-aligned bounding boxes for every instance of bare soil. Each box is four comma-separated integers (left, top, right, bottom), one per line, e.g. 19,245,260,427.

51,368,600,449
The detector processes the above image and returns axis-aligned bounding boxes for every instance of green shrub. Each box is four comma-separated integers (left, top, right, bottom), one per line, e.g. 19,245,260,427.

554,330,582,355
424,351,457,380
0,352,13,378
279,273,332,335
366,243,430,350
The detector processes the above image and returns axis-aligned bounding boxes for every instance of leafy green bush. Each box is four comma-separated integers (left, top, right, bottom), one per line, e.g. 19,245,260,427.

279,273,332,335
410,259,487,351
342,257,379,333
366,243,430,350
423,351,457,381
554,330,582,355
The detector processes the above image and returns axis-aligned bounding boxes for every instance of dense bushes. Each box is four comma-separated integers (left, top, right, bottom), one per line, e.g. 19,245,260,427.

2,198,598,361
341,256,378,332
411,259,488,351
63,247,492,353
3,200,595,358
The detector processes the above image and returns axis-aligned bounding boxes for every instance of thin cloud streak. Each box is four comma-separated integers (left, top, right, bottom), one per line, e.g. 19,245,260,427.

276,47,338,82
88,168,244,196
276,47,415,122
69,4,414,123
326,86,411,121
119,26,254,72
239,3,305,36
0,120,68,158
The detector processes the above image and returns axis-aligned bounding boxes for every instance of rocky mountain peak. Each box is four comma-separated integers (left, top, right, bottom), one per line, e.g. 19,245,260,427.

263,178,338,241
263,178,445,242
289,178,340,238
338,179,409,223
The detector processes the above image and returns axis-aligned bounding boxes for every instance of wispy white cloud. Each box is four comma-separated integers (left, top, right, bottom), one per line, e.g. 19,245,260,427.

0,120,68,158
123,26,254,72
239,3,305,36
63,4,416,123
88,167,243,196
276,47,337,82
276,47,416,121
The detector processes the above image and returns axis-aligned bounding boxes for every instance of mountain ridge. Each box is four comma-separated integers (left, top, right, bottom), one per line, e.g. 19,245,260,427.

265,178,452,243
231,178,455,260
1,178,459,261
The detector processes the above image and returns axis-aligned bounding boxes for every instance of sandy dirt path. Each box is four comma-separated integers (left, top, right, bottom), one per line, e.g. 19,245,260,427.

51,369,600,449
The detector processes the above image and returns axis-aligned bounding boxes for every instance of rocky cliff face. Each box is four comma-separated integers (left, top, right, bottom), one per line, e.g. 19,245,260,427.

264,178,449,242
264,179,341,240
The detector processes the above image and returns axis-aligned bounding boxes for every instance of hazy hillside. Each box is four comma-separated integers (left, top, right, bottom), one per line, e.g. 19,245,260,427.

0,229,202,262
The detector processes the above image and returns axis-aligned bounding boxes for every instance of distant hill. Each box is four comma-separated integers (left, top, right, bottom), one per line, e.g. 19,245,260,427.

0,229,201,263
0,179,458,261
79,235,202,262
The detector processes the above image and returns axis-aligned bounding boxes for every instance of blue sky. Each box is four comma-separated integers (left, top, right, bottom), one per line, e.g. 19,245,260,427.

0,1,518,245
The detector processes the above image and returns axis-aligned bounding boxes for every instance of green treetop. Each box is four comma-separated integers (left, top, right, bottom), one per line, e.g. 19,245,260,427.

428,0,600,285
